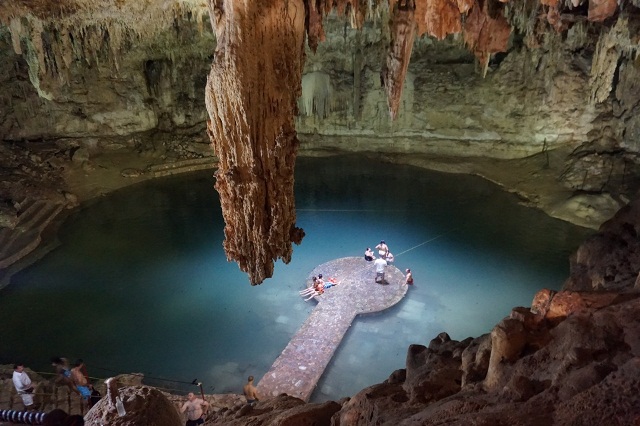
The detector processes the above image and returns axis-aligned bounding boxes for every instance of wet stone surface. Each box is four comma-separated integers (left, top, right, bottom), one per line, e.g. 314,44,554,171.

257,256,407,401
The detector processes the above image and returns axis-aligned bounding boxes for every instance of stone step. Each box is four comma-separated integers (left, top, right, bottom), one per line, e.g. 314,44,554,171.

15,196,36,213
0,201,65,269
14,199,49,228
0,231,43,270
148,157,218,177
22,202,64,232
0,228,12,249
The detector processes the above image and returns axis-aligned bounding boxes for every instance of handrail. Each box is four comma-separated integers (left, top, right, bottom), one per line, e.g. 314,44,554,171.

0,409,46,425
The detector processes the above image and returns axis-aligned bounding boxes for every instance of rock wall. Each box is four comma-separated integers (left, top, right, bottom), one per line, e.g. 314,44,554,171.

2,10,637,197
0,17,214,143
0,12,631,159
0,9,638,191
295,17,598,158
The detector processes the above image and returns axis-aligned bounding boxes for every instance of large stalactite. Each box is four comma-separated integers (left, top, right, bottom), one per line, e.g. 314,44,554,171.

204,0,306,285
382,0,418,120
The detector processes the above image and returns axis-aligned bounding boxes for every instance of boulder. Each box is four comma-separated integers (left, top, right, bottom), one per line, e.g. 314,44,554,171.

84,385,181,426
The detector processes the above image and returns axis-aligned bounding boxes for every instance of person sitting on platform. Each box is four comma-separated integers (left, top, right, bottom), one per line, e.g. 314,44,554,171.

322,277,341,289
299,276,320,296
374,257,388,283
364,248,375,261
303,283,324,301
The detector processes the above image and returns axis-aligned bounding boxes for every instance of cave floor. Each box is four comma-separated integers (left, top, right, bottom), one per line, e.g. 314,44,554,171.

257,257,407,402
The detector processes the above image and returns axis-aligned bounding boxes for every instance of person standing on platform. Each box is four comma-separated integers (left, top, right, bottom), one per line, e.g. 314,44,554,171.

374,257,387,283
243,376,260,405
71,360,92,406
12,363,36,410
375,240,389,257
51,357,80,395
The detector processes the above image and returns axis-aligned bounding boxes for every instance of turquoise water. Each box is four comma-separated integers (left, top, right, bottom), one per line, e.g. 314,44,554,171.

0,155,591,402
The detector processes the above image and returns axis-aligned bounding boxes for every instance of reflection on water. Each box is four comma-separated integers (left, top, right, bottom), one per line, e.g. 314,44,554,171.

0,155,592,402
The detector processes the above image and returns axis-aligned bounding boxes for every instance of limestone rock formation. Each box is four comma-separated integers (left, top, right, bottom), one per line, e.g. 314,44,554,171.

204,0,306,285
382,1,417,120
206,394,341,425
84,385,182,426
565,194,640,292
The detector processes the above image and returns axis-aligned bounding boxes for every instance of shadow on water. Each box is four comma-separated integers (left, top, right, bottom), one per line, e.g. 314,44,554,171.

0,155,593,402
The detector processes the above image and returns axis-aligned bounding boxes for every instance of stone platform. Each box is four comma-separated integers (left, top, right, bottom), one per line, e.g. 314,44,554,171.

257,256,407,401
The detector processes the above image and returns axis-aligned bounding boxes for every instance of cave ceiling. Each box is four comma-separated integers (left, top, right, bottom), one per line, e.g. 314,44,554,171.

1,0,638,284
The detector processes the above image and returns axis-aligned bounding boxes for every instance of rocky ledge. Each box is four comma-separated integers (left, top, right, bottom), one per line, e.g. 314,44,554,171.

14,287,634,425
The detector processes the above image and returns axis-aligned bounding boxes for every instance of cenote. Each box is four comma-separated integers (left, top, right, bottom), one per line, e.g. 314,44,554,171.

0,155,592,402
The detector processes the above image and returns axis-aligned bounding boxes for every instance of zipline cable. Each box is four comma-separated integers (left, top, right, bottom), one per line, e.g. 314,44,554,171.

90,365,197,386
395,227,459,257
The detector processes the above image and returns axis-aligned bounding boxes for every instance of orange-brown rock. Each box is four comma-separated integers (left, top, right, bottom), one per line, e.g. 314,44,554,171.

205,0,306,284
84,385,182,426
588,0,618,22
530,288,556,317
205,394,341,425
463,0,512,75
415,0,462,40
382,0,417,120
306,0,326,53
484,317,527,390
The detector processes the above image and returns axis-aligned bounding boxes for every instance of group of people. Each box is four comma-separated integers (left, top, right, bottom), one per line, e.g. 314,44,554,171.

14,362,257,426
51,357,97,408
179,376,259,426
299,274,341,301
12,358,99,413
366,240,413,285
364,241,395,264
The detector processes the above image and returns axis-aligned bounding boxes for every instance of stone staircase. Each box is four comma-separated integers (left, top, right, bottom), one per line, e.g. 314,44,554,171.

0,197,66,272
147,157,218,177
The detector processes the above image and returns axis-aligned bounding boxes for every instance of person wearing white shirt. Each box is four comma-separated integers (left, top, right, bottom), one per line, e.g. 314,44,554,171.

12,363,35,410
374,257,387,283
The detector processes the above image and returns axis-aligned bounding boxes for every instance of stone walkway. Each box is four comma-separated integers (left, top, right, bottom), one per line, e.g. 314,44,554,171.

257,256,408,401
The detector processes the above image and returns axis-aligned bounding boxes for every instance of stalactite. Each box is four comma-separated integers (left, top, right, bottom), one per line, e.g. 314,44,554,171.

300,71,334,118
307,0,326,53
588,0,618,22
462,0,512,77
9,18,23,55
0,0,211,99
589,18,636,105
414,0,468,40
381,0,417,121
205,0,306,285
